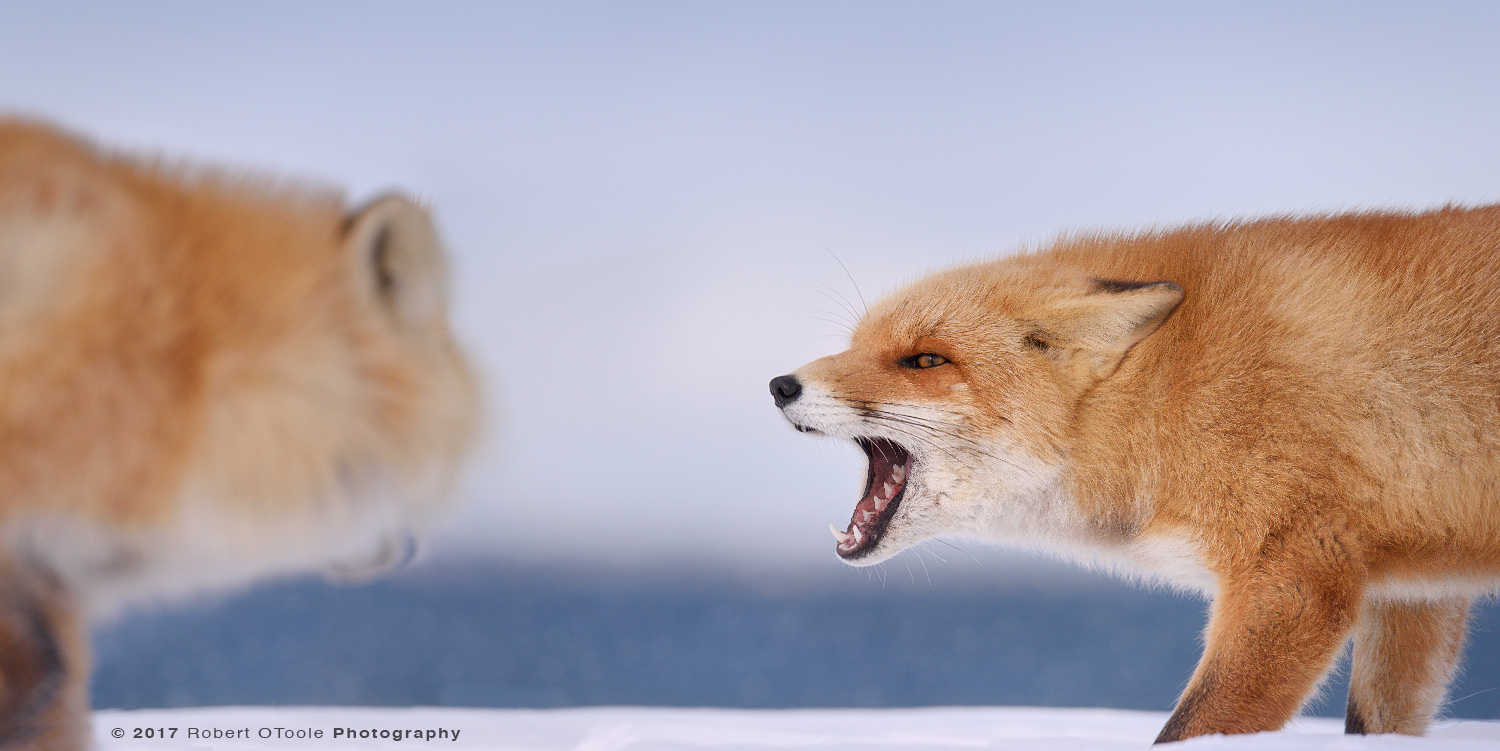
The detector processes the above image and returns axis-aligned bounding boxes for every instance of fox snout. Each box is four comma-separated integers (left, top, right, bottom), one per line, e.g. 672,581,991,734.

769,375,802,408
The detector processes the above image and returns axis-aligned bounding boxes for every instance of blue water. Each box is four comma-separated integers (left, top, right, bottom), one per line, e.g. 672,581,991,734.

91,562,1500,719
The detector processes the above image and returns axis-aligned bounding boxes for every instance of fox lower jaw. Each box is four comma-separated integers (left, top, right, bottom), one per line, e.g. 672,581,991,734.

853,461,1224,594
841,458,1086,568
6,489,426,616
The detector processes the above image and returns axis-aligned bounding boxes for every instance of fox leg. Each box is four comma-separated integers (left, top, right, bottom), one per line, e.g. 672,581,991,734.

0,570,87,751
1154,526,1362,744
1345,597,1470,735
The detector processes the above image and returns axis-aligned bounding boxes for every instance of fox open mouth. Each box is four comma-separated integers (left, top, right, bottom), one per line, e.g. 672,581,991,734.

831,437,911,559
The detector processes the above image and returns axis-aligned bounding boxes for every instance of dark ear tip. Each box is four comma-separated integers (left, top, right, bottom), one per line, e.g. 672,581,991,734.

341,193,428,237
1091,278,1182,296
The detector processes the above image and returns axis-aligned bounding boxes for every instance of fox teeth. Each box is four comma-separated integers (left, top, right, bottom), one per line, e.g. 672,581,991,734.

882,482,895,499
892,465,906,481
851,525,864,544
830,525,852,545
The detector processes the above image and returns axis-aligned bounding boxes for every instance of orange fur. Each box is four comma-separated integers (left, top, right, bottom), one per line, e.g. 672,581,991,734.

775,205,1500,742
0,119,477,748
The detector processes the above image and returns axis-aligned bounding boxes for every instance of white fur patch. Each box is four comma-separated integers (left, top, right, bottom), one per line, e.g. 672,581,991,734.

783,376,1235,596
1115,534,1217,594
1367,575,1500,603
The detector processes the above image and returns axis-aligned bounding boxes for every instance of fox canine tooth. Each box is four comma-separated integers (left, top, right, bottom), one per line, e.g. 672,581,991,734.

830,525,852,544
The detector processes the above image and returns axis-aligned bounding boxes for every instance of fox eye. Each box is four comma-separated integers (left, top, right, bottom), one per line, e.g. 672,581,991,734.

900,353,950,369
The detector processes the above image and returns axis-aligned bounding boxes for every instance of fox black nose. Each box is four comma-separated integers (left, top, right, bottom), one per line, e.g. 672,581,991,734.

770,375,802,408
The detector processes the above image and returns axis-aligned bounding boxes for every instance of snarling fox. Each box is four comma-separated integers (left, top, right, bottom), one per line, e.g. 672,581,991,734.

774,205,1500,742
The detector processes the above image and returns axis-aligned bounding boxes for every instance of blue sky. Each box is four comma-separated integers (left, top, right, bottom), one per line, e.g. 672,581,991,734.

4,2,1500,573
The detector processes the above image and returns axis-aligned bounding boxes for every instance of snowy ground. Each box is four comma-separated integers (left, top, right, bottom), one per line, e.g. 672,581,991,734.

93,706,1500,751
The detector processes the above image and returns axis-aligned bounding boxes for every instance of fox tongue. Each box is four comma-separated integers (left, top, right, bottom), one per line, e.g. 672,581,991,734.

833,438,910,555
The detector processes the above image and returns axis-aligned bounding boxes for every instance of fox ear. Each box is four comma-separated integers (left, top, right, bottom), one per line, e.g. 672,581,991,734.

1027,279,1183,378
343,194,448,331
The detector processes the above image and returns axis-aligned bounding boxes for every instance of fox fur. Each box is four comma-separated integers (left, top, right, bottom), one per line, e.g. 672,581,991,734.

0,119,477,749
774,204,1500,742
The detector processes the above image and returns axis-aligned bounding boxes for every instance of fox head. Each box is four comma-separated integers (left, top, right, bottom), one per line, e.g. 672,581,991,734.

0,120,479,606
772,259,1181,565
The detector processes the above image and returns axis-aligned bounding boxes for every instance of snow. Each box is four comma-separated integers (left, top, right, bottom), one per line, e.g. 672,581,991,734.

92,706,1500,750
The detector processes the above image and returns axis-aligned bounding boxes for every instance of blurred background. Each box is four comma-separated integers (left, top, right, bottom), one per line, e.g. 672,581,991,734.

4,1,1500,718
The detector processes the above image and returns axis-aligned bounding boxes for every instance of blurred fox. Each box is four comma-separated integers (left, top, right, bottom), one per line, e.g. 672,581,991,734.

773,205,1500,743
0,119,477,749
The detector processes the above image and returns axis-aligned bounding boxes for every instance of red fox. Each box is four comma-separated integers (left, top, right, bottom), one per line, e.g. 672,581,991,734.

0,119,477,749
772,205,1500,742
